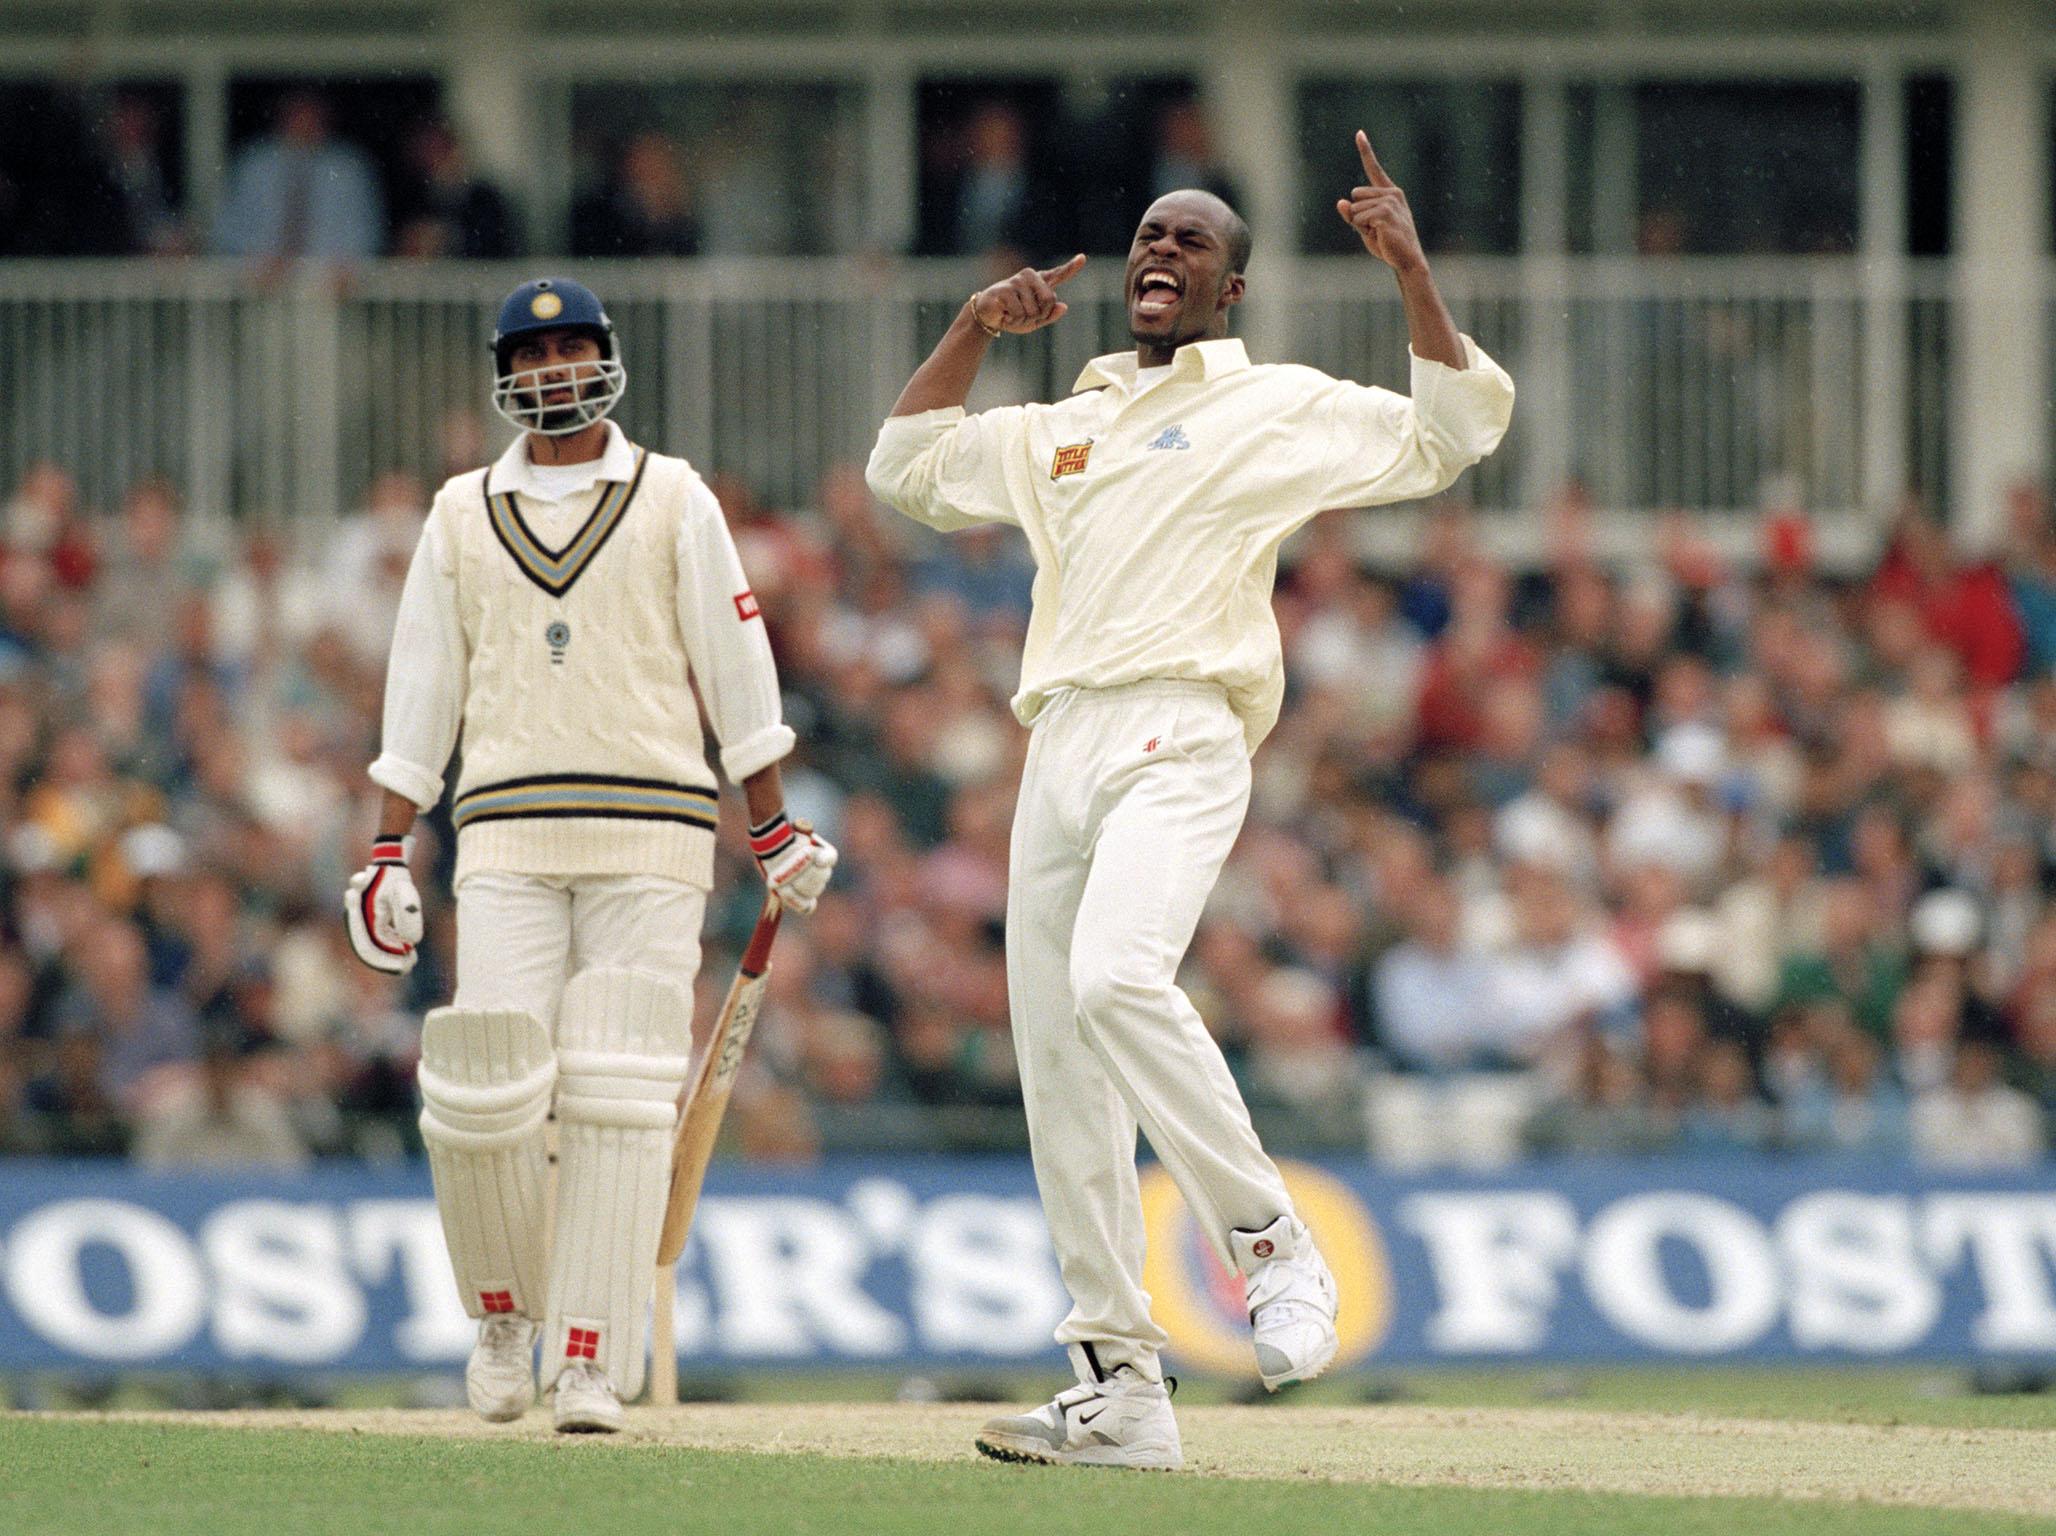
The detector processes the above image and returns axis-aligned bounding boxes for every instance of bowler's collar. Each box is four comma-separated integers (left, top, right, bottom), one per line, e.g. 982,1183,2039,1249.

1073,337,1251,394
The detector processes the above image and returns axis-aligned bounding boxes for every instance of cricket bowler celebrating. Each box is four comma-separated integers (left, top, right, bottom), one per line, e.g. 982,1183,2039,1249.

346,277,835,1433
867,135,1512,1468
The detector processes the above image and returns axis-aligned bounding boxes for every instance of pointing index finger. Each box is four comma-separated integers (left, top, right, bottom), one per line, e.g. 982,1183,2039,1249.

1356,130,1394,189
1040,253,1088,287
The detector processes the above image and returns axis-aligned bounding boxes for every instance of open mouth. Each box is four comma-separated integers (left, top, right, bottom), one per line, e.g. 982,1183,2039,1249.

1133,266,1182,320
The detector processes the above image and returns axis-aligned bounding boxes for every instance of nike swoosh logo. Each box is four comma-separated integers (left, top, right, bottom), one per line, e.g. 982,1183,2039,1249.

1075,1403,1107,1426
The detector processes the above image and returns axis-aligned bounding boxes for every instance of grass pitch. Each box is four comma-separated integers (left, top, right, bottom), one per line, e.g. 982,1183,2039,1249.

6,1376,2053,1536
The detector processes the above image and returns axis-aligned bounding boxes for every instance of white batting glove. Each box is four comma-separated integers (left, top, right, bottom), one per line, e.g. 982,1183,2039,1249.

748,812,838,915
344,835,424,974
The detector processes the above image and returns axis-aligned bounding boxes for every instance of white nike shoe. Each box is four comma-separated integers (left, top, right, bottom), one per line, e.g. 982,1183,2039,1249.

552,1359,624,1434
1232,1215,1339,1391
975,1365,1181,1470
466,1314,538,1422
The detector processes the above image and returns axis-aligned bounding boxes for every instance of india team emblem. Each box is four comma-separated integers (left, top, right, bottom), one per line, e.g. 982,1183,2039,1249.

530,290,564,320
1050,440,1093,480
545,619,570,664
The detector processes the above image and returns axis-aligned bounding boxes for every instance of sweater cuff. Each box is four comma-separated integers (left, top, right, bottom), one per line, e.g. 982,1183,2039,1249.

369,753,444,811
720,722,797,784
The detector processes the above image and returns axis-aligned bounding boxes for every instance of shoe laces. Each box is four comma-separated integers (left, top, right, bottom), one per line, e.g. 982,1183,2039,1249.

480,1314,531,1349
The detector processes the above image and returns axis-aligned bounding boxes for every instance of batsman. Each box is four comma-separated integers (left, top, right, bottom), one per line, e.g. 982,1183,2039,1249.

346,277,835,1433
867,134,1513,1468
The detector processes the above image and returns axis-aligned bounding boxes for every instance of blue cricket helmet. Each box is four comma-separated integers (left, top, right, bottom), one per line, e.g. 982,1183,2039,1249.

488,277,627,436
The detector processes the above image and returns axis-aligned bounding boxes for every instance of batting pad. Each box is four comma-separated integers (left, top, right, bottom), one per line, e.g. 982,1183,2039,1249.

417,1006,556,1321
545,966,692,1401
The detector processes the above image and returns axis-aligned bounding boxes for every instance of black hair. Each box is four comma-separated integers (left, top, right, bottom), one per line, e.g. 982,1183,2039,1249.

1223,207,1253,276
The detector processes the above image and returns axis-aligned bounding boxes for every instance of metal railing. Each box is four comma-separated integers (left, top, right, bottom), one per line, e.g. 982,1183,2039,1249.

0,257,1956,528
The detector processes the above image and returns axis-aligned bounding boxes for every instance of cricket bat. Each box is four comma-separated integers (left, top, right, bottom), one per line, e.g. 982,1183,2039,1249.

648,894,783,1405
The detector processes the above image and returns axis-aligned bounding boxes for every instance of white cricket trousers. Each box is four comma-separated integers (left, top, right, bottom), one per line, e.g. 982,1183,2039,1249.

452,871,705,1030
1008,680,1296,1376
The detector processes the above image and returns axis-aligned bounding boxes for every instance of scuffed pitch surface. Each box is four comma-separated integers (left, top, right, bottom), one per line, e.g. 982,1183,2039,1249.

83,1403,2056,1518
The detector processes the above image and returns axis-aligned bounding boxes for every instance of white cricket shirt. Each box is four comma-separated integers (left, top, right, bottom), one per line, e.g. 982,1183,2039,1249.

865,335,1514,750
371,422,795,885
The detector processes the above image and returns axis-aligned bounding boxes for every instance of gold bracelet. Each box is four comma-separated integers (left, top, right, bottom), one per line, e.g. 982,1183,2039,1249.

969,297,1004,339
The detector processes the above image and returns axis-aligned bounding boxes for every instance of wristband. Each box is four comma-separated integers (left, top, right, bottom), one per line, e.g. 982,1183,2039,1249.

969,297,1004,339
748,813,797,862
371,835,413,866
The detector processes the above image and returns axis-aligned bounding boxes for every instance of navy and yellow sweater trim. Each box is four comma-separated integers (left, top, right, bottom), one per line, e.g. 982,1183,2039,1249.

452,773,719,832
483,449,648,598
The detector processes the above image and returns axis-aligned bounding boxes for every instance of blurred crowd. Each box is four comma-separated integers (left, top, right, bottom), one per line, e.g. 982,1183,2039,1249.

0,86,520,263
1,444,2053,1172
2,82,1234,266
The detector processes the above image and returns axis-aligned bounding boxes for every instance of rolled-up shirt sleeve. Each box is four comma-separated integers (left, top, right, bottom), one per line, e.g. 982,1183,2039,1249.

1311,335,1515,514
676,481,794,783
865,405,1028,531
368,508,466,810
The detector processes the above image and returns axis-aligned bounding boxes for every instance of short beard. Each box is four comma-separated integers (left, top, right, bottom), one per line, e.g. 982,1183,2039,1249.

535,378,603,432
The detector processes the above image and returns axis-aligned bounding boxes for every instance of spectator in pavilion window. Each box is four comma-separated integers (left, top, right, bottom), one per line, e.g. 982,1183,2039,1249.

89,91,187,254
948,100,1033,259
213,90,384,268
1148,98,1241,209
570,130,698,257
392,118,519,259
99,92,186,256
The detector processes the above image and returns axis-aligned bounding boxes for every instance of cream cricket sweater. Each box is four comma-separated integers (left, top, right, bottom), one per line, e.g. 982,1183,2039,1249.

371,424,794,887
865,336,1514,751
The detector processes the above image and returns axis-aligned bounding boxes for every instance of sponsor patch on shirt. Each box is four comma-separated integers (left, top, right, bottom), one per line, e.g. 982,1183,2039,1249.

734,589,762,621
1050,441,1093,480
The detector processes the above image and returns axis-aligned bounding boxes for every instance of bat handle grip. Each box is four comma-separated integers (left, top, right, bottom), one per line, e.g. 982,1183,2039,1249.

740,895,783,975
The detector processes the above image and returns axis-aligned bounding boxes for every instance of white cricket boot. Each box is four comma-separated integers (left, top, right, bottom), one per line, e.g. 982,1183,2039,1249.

1232,1215,1339,1391
975,1352,1181,1470
552,1359,625,1434
466,1314,538,1422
